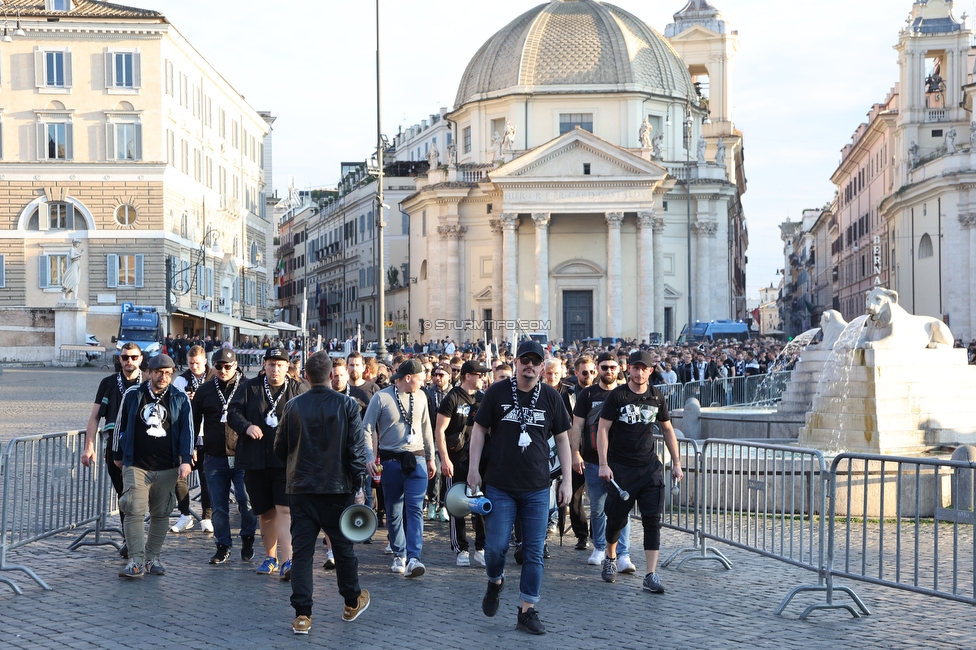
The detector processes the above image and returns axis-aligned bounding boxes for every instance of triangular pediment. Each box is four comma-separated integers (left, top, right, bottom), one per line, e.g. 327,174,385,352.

490,127,667,183
668,24,723,41
474,286,492,301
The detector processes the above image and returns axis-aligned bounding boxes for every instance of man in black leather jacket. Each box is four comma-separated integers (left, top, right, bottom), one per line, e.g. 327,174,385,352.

274,351,370,635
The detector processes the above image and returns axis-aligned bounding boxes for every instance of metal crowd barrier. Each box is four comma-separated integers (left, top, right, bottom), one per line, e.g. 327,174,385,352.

653,371,793,411
0,431,120,594
58,345,107,368
819,453,976,609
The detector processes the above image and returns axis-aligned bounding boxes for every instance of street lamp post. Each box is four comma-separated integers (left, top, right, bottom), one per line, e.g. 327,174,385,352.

168,222,220,337
374,0,387,358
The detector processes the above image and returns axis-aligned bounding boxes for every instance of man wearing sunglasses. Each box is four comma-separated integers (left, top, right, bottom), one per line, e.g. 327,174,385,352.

192,349,256,565
82,341,143,558
563,356,596,552
468,341,572,636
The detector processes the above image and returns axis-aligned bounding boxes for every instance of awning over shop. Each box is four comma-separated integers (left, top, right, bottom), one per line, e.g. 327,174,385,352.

175,309,278,337
267,321,303,333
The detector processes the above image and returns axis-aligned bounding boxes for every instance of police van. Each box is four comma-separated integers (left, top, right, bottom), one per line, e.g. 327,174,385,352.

677,320,750,344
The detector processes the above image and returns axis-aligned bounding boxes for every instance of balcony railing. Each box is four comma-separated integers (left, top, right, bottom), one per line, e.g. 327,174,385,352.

925,109,948,123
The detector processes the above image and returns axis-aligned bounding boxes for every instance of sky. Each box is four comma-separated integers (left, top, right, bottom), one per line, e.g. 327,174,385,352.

122,0,968,300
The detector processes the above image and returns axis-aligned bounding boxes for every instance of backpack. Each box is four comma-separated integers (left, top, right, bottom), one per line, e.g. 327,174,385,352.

581,399,604,457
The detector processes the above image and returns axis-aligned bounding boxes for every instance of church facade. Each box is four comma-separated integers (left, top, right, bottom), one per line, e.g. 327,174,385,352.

403,0,747,346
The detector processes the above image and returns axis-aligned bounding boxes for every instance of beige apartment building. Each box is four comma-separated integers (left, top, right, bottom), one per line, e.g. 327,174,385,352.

0,0,275,350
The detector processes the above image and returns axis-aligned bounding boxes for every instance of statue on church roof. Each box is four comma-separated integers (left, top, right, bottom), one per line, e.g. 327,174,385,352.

715,137,727,166
639,117,653,148
427,142,440,169
969,121,976,150
908,141,920,168
945,127,958,155
503,120,517,152
651,132,663,160
696,135,707,164
491,131,504,161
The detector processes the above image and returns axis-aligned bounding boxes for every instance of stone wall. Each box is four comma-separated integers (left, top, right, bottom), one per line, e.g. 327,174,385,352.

0,307,55,362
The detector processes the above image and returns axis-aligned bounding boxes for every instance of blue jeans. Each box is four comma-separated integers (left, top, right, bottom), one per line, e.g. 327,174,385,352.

484,485,549,605
381,457,428,560
583,462,630,556
203,455,258,549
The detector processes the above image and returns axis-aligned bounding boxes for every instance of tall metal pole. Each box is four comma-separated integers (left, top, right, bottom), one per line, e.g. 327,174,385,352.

375,0,387,358
685,109,694,332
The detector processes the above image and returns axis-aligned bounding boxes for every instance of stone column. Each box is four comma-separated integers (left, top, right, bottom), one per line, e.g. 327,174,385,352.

489,219,504,340
532,212,551,330
438,225,465,342
500,213,520,343
652,216,666,335
427,223,442,327
605,211,624,338
692,221,710,322
636,210,655,342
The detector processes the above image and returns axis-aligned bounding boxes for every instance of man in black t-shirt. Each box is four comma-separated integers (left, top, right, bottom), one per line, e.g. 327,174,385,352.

468,341,572,636
569,352,633,571
434,360,489,567
597,350,683,594
113,354,193,579
82,341,143,558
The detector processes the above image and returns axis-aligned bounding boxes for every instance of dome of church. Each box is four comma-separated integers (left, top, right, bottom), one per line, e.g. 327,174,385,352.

455,0,695,108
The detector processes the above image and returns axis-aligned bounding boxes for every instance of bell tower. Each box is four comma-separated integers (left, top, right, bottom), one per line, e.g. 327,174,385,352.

895,0,971,182
665,0,738,138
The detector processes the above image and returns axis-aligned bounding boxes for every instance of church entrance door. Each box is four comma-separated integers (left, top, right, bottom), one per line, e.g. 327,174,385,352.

563,290,593,343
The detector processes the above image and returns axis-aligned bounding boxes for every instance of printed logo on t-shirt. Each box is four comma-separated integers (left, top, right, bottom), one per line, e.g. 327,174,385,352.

501,404,546,427
618,403,657,425
141,402,169,426
455,404,471,417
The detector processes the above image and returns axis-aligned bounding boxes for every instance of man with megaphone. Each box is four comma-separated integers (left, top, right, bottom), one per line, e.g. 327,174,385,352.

274,352,370,635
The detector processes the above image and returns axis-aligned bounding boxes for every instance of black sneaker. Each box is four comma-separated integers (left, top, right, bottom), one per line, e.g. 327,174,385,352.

543,543,551,559
642,572,665,594
574,537,588,551
482,578,504,617
601,556,617,583
516,608,546,635
513,543,524,565
119,544,129,559
210,544,231,565
241,535,255,562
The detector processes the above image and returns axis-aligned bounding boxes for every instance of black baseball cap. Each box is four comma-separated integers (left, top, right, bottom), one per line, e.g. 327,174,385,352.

629,350,654,367
391,358,425,380
264,347,289,361
460,360,491,376
516,341,545,360
595,352,617,364
212,348,237,365
147,354,176,370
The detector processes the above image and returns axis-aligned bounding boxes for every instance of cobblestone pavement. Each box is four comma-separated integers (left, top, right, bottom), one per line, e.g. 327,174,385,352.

1,368,974,649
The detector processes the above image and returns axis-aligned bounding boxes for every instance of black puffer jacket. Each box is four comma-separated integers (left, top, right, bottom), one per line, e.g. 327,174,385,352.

228,375,307,470
273,386,367,495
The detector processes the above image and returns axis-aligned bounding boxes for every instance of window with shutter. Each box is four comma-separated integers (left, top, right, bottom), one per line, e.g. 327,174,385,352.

134,254,144,288
196,265,204,295
106,254,119,288
0,254,5,288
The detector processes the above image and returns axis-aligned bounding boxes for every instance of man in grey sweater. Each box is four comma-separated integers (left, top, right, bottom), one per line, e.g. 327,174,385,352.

364,359,436,577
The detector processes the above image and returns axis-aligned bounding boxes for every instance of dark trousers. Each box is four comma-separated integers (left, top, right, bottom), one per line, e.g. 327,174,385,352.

569,470,588,540
103,437,125,536
605,462,664,552
175,458,211,519
444,453,485,553
290,493,362,616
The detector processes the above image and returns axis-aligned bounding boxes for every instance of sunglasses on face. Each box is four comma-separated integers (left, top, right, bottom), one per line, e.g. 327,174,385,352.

213,363,235,370
599,365,618,371
120,355,141,361
579,370,596,375
519,356,543,366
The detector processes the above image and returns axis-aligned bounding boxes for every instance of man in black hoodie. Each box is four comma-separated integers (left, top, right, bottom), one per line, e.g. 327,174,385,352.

193,349,257,564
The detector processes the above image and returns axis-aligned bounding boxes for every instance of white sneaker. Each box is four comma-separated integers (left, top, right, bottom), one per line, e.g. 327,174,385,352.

200,519,214,533
438,507,449,522
384,543,394,555
456,551,470,567
391,556,405,574
472,549,486,567
426,503,436,520
405,557,426,578
170,514,194,533
617,555,637,574
587,548,606,566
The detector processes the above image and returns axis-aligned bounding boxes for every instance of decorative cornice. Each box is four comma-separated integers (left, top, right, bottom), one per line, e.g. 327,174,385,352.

652,216,666,234
531,212,551,228
636,209,655,227
489,218,504,235
500,212,520,230
605,211,624,228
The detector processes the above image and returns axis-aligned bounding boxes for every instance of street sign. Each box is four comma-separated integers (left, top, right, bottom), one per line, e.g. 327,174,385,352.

385,321,394,328
199,300,213,312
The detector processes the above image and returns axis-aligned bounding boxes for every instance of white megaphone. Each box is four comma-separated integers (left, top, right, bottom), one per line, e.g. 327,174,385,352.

445,482,492,518
338,504,378,543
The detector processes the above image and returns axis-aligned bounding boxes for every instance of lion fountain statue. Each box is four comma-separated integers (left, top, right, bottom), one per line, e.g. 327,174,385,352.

861,287,953,350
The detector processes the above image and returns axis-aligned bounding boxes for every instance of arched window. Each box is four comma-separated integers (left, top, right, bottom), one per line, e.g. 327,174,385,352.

25,201,89,230
420,260,428,281
918,233,934,259
250,241,259,265
115,204,137,226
